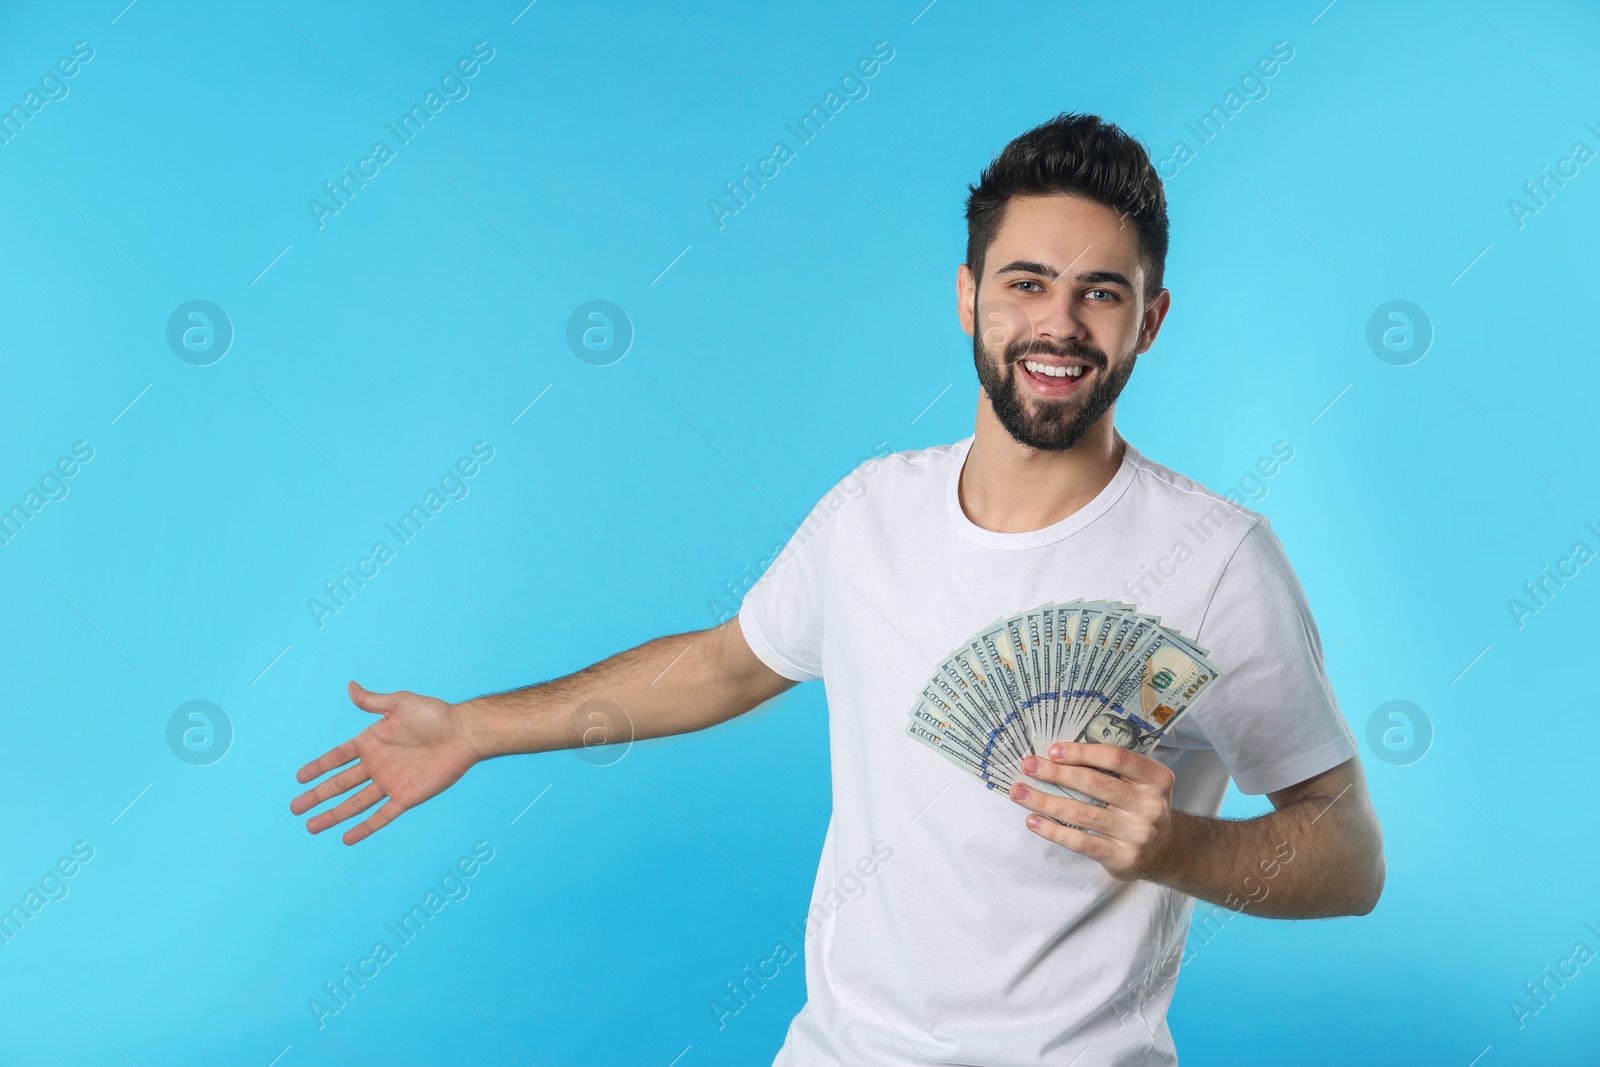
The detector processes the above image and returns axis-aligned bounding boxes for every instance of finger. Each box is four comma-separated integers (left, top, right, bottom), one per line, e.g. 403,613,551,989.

1024,810,1114,865
348,680,402,715
296,738,359,784
290,763,371,816
343,797,405,846
1046,741,1169,785
1021,754,1130,808
1009,781,1123,838
307,783,386,835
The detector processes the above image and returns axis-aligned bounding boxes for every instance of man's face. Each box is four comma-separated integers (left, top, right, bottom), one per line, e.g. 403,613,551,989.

1084,713,1137,748
958,195,1168,451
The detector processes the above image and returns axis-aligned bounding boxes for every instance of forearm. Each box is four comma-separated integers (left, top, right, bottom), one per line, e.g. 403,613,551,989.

456,621,785,759
1146,794,1384,919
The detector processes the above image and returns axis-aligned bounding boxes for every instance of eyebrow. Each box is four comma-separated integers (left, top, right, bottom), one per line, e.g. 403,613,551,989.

992,260,1135,291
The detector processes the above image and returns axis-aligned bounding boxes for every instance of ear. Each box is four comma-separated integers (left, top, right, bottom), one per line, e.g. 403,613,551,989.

956,264,977,338
1135,288,1172,355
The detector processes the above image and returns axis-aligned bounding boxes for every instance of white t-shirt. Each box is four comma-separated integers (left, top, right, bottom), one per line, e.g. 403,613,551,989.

738,435,1357,1067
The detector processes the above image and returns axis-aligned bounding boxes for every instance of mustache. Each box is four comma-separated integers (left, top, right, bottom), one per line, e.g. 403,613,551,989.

1002,340,1108,371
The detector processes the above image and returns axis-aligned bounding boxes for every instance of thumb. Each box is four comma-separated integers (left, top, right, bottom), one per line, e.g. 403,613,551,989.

348,680,403,715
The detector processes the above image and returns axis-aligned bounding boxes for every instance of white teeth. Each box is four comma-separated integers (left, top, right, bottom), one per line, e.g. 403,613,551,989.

1023,359,1086,379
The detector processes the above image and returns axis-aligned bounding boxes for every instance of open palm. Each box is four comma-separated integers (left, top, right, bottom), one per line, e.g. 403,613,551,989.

291,681,482,845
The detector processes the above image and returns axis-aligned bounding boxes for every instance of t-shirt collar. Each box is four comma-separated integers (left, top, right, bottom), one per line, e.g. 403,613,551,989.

945,433,1142,550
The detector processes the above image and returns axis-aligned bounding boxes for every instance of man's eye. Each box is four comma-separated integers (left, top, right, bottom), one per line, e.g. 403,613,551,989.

1011,280,1043,293
1086,289,1117,302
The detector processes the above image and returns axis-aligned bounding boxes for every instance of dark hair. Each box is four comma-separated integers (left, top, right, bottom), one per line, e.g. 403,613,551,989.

965,112,1168,302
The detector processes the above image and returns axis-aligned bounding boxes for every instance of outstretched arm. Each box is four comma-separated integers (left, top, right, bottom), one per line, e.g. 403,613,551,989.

291,618,795,845
1011,747,1384,918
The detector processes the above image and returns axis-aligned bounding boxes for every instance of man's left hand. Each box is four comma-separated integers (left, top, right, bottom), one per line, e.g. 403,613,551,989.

1009,741,1176,882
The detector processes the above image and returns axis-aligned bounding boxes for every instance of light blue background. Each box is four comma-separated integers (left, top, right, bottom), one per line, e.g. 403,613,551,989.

1,1,1596,1064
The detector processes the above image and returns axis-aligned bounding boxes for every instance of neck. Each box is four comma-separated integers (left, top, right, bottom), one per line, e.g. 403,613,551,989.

958,395,1126,533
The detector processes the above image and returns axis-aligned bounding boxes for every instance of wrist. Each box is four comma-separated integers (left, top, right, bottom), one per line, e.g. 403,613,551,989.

454,697,509,761
1140,810,1189,886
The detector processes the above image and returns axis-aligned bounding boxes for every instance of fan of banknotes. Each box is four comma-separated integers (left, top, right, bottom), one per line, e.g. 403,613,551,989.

905,600,1224,814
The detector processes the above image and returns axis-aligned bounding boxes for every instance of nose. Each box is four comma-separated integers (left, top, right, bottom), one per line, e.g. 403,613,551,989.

1023,289,1089,349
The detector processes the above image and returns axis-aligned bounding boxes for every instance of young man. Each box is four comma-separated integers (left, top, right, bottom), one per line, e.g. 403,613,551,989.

291,112,1384,1064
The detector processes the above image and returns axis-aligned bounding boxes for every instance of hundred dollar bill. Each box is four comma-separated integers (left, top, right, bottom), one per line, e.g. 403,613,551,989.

1012,608,1051,748
1095,633,1221,751
1058,614,1163,747
1047,601,1085,746
922,672,1012,765
974,623,1035,754
906,713,1020,792
909,698,990,764
903,597,1224,827
946,635,1031,764
1056,607,1109,746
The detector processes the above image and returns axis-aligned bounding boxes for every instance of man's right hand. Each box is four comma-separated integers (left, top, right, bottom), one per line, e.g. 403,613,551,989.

289,620,796,845
291,681,484,845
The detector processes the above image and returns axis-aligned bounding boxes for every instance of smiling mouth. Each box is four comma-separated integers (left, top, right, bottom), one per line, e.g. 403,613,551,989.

1017,356,1095,395
1022,359,1085,380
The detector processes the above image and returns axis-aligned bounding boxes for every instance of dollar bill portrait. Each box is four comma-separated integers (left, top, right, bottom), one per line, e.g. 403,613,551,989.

1077,710,1153,751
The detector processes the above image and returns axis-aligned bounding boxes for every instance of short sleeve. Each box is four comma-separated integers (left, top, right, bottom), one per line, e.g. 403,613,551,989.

1189,520,1358,796
736,478,849,684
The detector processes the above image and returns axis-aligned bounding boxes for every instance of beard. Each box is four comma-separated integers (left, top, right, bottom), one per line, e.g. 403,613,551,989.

972,316,1136,452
